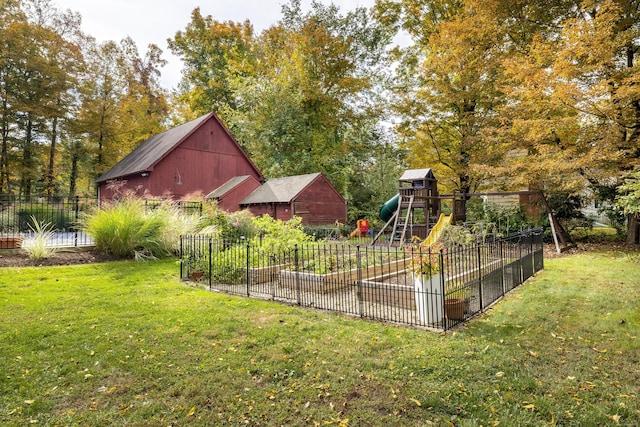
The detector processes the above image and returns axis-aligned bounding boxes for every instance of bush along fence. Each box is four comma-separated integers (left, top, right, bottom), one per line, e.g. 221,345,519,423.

180,228,544,331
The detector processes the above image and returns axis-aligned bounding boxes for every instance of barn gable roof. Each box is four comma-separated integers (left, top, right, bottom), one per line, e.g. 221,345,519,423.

240,172,323,205
96,112,262,184
205,175,253,199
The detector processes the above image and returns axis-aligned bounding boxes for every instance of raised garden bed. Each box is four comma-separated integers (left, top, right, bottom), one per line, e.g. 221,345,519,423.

279,259,408,293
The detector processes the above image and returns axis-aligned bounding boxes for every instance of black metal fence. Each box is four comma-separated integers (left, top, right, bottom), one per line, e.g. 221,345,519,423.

0,195,97,248
0,195,205,249
180,228,544,331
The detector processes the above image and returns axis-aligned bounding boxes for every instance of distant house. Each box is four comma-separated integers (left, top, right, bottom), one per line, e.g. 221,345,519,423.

240,173,346,225
205,175,261,212
95,112,264,200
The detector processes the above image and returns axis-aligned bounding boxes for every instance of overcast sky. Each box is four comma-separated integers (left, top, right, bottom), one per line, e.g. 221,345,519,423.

53,0,376,90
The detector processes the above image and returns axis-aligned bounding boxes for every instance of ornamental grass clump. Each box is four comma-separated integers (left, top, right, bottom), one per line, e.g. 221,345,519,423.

82,197,179,260
22,216,57,260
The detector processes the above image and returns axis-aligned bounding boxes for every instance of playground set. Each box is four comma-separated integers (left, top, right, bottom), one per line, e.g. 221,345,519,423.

366,168,573,253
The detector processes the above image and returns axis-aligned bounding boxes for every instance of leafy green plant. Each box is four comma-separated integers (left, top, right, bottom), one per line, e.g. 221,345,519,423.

251,215,311,255
198,203,256,241
17,206,74,232
82,197,173,260
22,216,57,260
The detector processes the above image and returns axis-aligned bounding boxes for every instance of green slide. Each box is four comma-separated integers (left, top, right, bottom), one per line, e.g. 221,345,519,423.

379,194,399,222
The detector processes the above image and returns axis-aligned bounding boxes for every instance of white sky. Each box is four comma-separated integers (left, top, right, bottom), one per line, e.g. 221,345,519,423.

53,0,376,90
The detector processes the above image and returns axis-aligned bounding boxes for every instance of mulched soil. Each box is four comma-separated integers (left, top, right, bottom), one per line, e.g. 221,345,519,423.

0,249,116,268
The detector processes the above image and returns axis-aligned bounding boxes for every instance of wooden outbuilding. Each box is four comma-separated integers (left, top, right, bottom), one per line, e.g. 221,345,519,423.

240,173,346,225
205,175,261,212
95,112,264,200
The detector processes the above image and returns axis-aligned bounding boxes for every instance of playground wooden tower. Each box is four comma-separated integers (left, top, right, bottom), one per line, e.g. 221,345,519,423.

374,168,442,246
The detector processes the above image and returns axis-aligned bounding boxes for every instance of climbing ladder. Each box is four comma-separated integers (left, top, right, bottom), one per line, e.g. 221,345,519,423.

371,195,416,247
389,195,414,246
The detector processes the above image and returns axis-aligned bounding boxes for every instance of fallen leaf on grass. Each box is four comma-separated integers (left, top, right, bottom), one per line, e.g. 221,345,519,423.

607,414,621,424
409,398,421,406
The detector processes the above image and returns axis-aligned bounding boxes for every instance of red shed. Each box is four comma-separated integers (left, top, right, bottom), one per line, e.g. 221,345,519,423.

205,175,261,212
240,173,346,225
95,112,263,199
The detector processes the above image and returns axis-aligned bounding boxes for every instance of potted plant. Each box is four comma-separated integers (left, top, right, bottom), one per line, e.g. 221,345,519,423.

185,256,208,282
409,240,445,324
0,234,24,249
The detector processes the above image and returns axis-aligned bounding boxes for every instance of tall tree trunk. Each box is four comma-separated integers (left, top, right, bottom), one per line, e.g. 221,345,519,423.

0,97,9,193
46,115,58,198
68,141,79,197
21,117,33,196
626,214,640,245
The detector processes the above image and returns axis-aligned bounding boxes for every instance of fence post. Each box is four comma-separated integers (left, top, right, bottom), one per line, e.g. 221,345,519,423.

440,248,446,331
180,235,184,280
500,239,505,297
74,196,80,247
294,244,301,305
245,237,250,297
477,244,484,312
356,245,363,318
208,237,213,290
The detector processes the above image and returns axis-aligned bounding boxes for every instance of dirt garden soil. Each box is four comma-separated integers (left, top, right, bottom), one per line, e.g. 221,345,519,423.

0,249,116,268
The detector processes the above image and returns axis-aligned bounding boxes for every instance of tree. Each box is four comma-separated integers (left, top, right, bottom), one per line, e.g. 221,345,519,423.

494,0,640,242
234,0,393,203
168,8,255,122
376,0,508,200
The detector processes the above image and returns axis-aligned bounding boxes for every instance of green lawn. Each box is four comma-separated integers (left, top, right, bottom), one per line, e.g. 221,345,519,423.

1,249,639,426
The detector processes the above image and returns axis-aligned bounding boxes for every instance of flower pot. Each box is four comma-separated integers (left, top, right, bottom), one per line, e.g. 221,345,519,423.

445,298,465,320
0,236,23,249
190,270,204,282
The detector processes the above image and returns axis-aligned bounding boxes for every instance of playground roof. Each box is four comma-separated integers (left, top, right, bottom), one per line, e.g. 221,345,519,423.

400,168,435,181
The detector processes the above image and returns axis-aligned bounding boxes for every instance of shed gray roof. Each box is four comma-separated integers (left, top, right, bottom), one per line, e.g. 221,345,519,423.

240,173,322,205
400,168,434,181
96,112,215,183
206,176,252,199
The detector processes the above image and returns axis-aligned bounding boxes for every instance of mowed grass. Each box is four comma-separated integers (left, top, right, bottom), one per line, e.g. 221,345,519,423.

0,250,639,426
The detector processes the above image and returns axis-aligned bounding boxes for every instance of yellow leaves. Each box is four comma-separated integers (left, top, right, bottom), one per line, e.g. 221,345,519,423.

187,406,196,417
495,371,505,378
522,402,536,411
409,398,421,406
579,381,596,392
592,347,607,354
607,414,621,425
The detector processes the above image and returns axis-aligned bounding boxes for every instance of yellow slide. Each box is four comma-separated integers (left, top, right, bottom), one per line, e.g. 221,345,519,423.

421,214,452,248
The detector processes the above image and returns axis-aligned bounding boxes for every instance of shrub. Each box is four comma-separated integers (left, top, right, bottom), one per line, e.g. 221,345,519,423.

251,215,311,255
22,216,57,260
82,198,174,260
198,203,256,241
17,206,74,232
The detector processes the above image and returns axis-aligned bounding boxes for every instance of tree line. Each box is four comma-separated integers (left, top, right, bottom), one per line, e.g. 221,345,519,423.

2,0,639,242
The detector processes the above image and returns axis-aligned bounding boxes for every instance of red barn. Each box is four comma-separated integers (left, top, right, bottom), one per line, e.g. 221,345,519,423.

96,112,263,199
240,173,346,225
